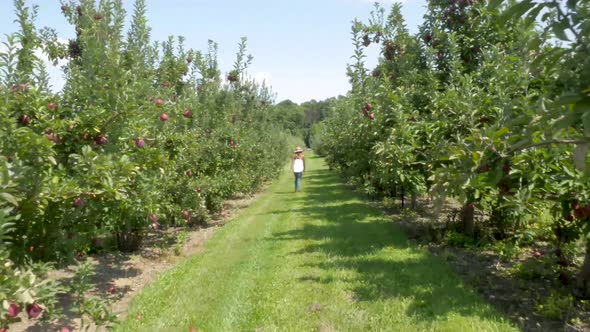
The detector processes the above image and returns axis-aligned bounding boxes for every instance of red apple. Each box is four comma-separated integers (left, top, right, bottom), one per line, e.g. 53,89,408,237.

186,57,193,63
155,98,164,107
502,163,511,174
60,327,71,332
7,302,20,318
533,251,542,258
151,222,159,231
368,113,375,120
149,214,158,223
29,245,34,253
20,114,30,125
227,71,239,83
183,109,193,118
47,132,57,142
108,285,116,294
186,170,193,177
73,197,84,207
135,138,145,148
160,113,168,121
574,205,590,219
94,136,108,145
26,303,42,318
47,102,58,111
182,210,190,220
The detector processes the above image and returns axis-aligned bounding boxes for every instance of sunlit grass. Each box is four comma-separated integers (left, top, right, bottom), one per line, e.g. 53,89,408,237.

116,154,517,332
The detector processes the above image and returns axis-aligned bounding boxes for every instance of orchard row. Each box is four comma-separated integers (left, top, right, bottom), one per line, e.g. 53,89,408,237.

0,0,291,326
312,0,590,297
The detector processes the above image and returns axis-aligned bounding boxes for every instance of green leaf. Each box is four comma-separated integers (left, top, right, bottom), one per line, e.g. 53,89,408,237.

494,127,510,139
488,0,504,11
552,21,570,41
554,93,583,106
500,0,535,25
553,113,577,131
511,138,530,151
566,0,578,10
0,193,18,206
525,5,545,25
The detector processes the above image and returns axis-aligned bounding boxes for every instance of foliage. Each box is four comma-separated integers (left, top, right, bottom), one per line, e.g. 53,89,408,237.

69,261,116,329
536,291,575,320
0,0,289,266
314,0,590,297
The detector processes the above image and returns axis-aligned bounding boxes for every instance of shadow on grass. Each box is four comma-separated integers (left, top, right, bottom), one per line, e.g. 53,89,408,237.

273,167,513,326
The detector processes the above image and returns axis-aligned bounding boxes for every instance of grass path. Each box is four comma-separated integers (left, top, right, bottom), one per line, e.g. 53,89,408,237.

117,155,517,332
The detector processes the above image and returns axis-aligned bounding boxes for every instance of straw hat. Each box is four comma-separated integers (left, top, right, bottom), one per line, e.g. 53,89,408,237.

294,146,303,153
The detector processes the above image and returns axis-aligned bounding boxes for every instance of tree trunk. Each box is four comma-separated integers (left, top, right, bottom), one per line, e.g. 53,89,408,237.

411,192,417,210
577,240,590,298
400,186,405,209
461,203,475,237
572,143,590,297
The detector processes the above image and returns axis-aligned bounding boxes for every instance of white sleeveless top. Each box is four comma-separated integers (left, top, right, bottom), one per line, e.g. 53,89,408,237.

293,158,304,173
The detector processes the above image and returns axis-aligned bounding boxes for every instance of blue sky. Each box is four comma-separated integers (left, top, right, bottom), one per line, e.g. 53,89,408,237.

0,0,427,103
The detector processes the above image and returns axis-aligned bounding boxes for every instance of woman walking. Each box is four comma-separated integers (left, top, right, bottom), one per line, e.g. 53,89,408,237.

292,147,305,192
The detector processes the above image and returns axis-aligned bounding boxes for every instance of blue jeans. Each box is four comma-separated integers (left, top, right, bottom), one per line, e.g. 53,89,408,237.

294,172,303,192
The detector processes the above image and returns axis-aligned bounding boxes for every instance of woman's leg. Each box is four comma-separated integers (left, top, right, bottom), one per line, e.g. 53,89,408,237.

295,172,302,192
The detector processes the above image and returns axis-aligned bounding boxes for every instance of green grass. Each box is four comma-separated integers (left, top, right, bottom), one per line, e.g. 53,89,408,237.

116,154,517,332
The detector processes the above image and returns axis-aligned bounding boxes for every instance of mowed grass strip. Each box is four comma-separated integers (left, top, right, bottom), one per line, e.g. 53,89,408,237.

117,154,517,332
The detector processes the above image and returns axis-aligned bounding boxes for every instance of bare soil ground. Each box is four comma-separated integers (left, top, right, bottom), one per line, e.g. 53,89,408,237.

8,193,260,332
